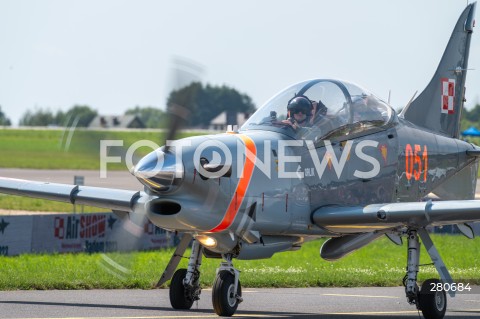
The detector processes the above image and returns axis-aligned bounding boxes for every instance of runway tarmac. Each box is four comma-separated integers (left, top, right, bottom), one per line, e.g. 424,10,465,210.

1,287,479,319
0,168,140,190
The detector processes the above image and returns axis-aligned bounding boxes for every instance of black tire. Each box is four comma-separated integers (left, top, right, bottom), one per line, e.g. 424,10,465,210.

212,270,242,317
169,268,194,310
418,279,447,319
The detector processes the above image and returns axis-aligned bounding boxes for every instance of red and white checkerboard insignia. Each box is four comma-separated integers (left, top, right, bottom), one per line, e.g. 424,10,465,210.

441,78,455,114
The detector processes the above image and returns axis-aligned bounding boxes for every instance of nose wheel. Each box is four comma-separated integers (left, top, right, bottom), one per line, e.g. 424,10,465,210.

212,270,242,316
212,255,243,317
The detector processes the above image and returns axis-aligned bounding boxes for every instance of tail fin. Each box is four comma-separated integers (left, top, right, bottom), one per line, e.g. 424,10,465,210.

400,3,476,138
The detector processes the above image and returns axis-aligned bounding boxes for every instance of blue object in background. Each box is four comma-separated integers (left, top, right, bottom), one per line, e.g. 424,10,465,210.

461,126,480,136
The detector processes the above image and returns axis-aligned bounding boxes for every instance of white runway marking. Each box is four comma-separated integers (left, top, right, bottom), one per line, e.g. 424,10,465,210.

322,293,400,299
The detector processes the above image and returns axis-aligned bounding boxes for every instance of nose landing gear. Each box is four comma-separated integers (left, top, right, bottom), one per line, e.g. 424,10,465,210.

212,254,243,317
162,237,243,317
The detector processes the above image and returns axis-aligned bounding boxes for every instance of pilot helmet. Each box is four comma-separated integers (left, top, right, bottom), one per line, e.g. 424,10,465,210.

287,96,312,116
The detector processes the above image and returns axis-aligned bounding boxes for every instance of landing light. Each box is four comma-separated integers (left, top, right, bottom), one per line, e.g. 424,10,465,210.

196,235,217,248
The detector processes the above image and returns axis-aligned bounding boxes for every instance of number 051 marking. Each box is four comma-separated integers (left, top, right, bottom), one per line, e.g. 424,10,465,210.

405,144,428,182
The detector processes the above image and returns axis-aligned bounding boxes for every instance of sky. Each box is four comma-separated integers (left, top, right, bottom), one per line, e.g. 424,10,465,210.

1,0,479,126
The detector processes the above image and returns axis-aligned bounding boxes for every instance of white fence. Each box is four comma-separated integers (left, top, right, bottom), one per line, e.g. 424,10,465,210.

0,213,175,256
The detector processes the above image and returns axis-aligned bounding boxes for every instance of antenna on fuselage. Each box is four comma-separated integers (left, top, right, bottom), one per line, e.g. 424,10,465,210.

404,90,418,110
388,90,391,104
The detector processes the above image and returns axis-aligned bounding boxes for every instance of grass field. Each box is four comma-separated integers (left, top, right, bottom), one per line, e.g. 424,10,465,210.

0,128,207,170
0,128,207,211
0,235,479,290
0,194,109,213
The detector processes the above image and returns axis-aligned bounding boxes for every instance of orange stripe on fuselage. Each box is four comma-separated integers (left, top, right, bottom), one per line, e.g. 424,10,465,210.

208,134,257,233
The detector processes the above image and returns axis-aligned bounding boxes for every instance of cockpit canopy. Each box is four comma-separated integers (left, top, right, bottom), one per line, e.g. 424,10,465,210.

241,79,394,140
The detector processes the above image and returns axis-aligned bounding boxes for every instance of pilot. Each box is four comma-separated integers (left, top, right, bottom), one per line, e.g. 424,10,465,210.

282,96,313,130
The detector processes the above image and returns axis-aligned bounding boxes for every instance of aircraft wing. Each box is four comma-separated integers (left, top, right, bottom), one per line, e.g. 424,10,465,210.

313,200,480,232
0,177,143,213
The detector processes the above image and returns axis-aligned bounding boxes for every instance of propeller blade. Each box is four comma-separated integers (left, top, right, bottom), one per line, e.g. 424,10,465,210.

164,103,190,152
163,57,205,152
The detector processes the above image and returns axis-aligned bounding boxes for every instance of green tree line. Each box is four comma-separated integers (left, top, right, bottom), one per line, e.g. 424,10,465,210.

0,106,11,126
167,82,255,127
19,105,98,127
10,95,480,130
14,83,255,128
461,104,480,131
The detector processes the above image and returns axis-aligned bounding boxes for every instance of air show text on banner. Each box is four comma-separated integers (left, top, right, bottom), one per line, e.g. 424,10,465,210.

0,213,175,256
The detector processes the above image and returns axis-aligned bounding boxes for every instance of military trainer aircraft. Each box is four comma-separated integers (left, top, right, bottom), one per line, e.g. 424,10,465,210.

0,3,478,319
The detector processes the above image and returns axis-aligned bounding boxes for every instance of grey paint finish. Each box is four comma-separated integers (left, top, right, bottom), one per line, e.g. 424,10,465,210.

0,178,142,212
313,200,480,229
1,5,480,317
401,3,476,138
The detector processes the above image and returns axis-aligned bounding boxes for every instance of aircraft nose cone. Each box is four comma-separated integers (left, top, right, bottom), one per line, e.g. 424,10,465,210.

133,149,184,192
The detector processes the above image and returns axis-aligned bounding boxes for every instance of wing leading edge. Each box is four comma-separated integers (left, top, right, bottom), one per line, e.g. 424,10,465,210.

0,177,142,212
313,200,480,233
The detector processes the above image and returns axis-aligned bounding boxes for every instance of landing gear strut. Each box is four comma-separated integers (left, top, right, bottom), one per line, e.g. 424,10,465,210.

212,254,243,317
403,229,449,319
161,236,243,316
404,229,420,303
169,239,203,310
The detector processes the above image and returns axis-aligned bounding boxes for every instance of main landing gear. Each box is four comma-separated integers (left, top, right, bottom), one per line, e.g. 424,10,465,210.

159,236,243,317
169,239,203,309
403,228,452,319
162,229,452,318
